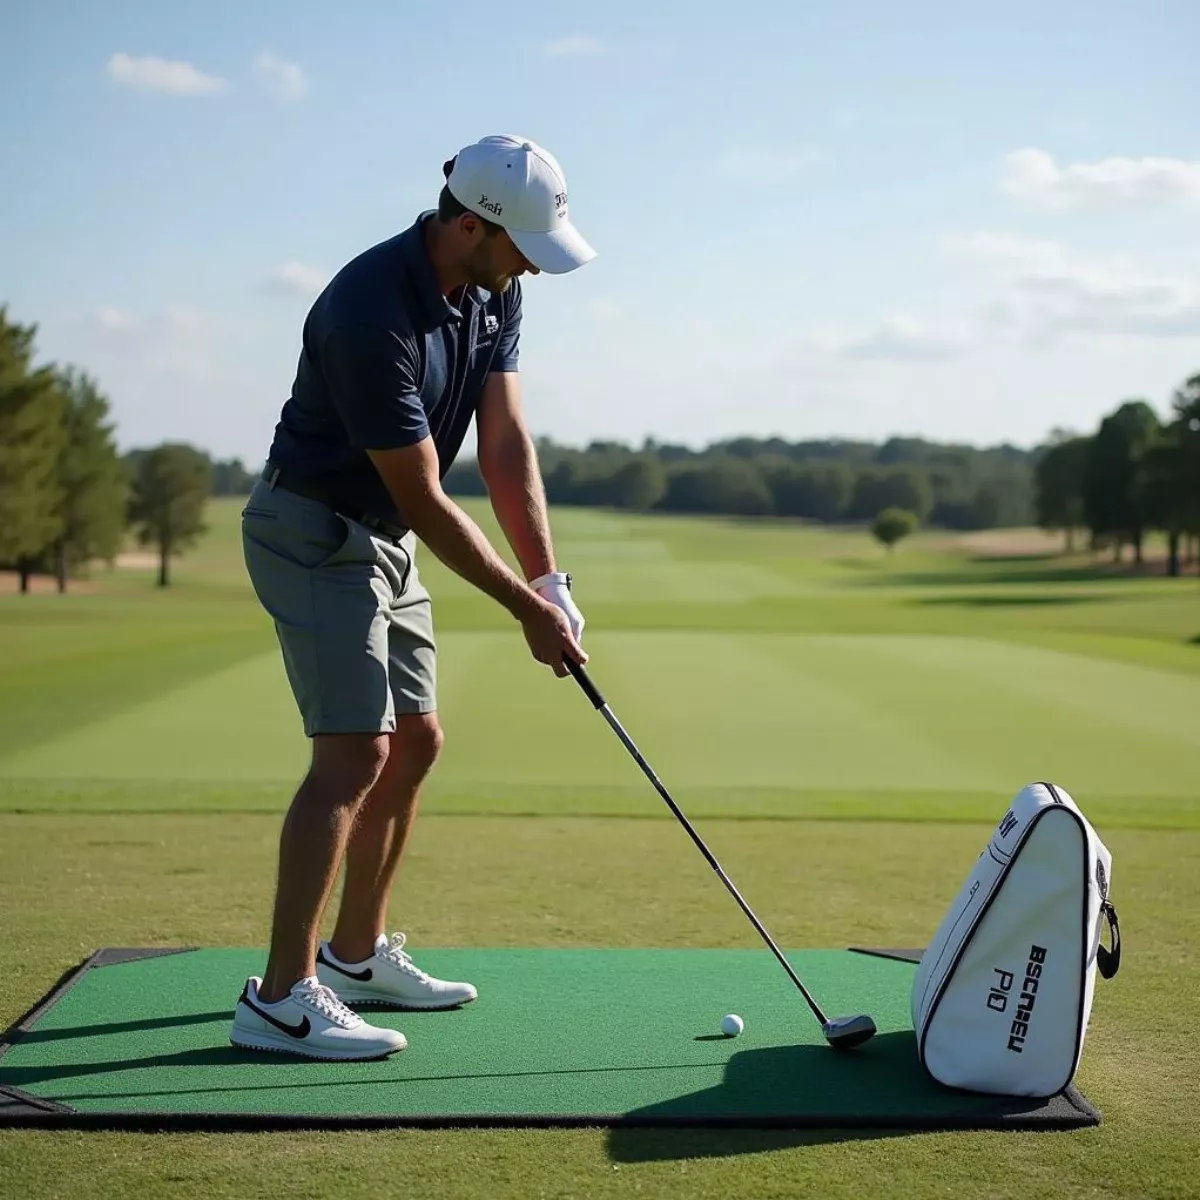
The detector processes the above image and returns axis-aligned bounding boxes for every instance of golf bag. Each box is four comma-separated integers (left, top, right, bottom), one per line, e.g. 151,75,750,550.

910,782,1121,1098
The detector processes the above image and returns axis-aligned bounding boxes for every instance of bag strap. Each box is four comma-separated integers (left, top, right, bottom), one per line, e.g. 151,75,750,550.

1097,901,1121,979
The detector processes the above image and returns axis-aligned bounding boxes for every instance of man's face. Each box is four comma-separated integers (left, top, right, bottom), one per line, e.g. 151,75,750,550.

462,222,540,293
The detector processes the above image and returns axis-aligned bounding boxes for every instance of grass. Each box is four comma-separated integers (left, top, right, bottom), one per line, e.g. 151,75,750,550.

2,498,1199,1197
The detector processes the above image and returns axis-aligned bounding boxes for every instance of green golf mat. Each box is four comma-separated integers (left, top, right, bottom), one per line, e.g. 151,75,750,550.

0,947,1099,1130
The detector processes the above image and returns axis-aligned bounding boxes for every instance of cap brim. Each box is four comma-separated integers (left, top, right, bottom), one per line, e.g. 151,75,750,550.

509,221,596,275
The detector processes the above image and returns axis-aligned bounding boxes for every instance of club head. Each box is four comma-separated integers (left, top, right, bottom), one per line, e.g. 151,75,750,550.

822,1014,876,1049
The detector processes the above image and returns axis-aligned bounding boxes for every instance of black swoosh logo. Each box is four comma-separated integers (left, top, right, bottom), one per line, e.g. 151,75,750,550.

317,945,373,982
239,984,311,1038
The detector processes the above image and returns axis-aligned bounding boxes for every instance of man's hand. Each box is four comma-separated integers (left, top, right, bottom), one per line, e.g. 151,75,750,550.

520,597,587,678
367,439,586,678
530,571,584,642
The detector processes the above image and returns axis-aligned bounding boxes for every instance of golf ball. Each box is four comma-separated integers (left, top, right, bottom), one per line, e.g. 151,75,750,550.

721,1013,744,1037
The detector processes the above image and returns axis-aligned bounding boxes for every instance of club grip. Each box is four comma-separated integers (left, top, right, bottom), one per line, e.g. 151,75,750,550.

566,657,605,709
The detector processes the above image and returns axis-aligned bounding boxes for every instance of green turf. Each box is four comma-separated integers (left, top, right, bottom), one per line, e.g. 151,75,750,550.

2,500,1199,1197
2,628,1199,817
1,946,1089,1126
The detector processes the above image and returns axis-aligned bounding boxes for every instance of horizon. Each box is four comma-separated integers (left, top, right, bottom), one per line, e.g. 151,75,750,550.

3,0,1199,464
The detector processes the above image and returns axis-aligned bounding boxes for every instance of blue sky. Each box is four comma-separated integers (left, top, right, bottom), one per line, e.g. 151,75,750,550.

3,0,1199,464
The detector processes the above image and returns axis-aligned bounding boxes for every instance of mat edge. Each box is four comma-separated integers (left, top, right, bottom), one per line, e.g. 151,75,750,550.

0,1107,1100,1132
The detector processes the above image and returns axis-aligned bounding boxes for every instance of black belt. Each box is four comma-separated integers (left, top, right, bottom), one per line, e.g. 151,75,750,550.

261,465,408,542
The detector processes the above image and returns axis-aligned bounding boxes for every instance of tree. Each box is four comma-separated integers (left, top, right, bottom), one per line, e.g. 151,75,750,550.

211,457,259,496
443,458,487,497
127,443,212,587
610,457,667,511
767,462,853,521
872,507,918,553
661,458,773,516
1165,373,1200,575
0,308,66,591
1139,435,1189,576
849,466,934,523
1083,400,1161,563
1034,436,1091,552
45,367,129,591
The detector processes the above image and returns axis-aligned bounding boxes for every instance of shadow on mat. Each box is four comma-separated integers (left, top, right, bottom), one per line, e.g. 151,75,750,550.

6,1049,732,1103
0,1045,271,1090
607,1033,1049,1161
10,1011,233,1045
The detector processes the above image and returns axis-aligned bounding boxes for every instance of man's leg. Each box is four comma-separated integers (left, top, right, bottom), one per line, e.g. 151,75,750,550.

327,714,444,964
258,733,389,1003
310,528,474,1008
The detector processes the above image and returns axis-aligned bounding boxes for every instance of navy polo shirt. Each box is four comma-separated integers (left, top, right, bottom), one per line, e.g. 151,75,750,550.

264,210,521,524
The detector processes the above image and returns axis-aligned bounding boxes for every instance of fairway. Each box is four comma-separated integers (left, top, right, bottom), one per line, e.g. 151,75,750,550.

3,632,1200,827
2,499,1199,1198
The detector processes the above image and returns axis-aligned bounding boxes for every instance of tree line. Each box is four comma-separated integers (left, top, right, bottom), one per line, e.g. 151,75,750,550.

442,375,1200,570
0,307,252,590
445,434,1039,531
3,299,1199,588
1033,388,1200,575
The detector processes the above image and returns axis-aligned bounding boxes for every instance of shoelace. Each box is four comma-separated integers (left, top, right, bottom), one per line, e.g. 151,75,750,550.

379,932,430,981
293,980,361,1027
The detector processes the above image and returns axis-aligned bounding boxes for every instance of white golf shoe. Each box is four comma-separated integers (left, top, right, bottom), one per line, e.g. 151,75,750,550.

316,932,478,1010
230,975,408,1060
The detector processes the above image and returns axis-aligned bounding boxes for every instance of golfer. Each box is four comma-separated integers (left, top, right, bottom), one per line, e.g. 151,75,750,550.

231,135,594,1059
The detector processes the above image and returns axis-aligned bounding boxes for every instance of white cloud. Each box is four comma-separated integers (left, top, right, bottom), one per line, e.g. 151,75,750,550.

266,262,327,296
97,307,140,332
253,51,309,100
106,52,226,95
543,36,606,57
945,231,1200,339
794,316,966,365
836,316,965,362
717,147,825,183
1002,147,1200,210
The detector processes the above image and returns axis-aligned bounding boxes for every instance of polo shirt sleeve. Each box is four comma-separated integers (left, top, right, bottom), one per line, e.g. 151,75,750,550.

490,280,522,372
319,324,430,450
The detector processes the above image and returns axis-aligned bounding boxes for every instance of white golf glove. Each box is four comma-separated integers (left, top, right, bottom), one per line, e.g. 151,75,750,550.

529,571,584,641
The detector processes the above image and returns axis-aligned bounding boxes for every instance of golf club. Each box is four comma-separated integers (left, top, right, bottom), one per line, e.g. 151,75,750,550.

565,657,876,1051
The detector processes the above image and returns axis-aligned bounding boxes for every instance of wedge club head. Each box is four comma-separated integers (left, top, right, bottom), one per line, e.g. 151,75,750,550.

822,1014,877,1050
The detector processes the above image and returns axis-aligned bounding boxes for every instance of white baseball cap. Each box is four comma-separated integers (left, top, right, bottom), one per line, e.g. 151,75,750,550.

445,134,596,275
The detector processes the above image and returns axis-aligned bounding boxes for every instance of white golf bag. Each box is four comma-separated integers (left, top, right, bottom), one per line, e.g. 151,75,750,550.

911,782,1121,1098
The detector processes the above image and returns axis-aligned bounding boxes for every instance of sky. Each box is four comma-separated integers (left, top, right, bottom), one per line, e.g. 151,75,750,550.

3,0,1200,465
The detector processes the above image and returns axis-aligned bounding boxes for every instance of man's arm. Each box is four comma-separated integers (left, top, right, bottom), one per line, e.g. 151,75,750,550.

368,437,585,675
366,437,541,621
475,369,556,583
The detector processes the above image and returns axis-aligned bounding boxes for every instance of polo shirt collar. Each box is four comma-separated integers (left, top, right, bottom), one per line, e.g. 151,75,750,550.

402,211,488,326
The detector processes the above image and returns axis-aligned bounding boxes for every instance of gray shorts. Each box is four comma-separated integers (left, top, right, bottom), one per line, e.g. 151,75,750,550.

240,477,436,736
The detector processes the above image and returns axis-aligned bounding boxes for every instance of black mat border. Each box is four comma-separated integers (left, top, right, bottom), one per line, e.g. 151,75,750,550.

0,947,1102,1131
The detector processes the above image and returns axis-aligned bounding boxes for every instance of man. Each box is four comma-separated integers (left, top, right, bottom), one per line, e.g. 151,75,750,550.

231,134,594,1060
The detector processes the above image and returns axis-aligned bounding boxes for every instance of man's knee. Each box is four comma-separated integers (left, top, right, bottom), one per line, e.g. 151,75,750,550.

308,733,391,800
393,713,444,775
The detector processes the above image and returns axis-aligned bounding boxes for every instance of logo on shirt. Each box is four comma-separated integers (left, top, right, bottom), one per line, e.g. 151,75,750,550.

483,314,499,336
478,194,503,215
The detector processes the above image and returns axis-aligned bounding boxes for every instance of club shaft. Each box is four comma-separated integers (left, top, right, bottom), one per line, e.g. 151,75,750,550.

592,699,830,1025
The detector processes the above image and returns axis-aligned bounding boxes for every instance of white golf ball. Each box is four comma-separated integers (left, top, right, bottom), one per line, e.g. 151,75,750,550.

721,1013,744,1037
